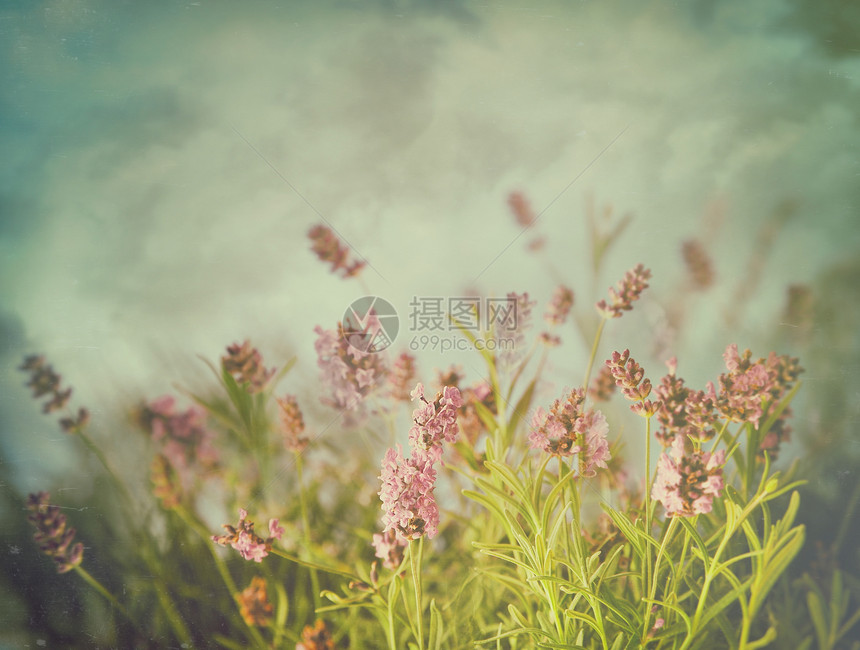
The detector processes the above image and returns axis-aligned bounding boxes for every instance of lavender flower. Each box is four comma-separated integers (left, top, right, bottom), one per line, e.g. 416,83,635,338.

277,395,309,453
308,224,365,278
20,355,88,433
651,436,725,517
371,528,407,569
138,396,219,495
297,620,335,650
605,349,660,416
497,292,536,370
212,509,284,562
681,239,715,290
237,576,273,627
408,383,463,464
588,365,617,402
388,352,418,402
222,340,276,393
715,344,802,458
544,285,574,326
378,445,439,541
529,388,611,477
596,264,652,319
314,323,387,415
25,492,84,574
508,191,537,227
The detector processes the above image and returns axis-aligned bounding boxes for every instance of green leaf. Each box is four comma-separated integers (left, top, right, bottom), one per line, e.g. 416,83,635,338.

428,598,443,650
474,400,500,435
508,377,538,437
601,504,645,560
678,517,710,573
807,589,829,650
749,526,804,617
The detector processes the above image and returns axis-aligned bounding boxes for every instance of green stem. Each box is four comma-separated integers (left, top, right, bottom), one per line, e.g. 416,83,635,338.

644,414,653,600
74,565,135,624
410,538,425,650
386,578,399,650
76,428,191,643
642,517,678,643
175,505,268,649
583,317,608,390
296,453,322,611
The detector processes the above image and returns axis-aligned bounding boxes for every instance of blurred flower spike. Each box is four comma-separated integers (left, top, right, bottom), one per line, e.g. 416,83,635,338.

26,492,84,574
212,509,284,562
237,576,273,627
19,355,89,432
297,619,335,650
222,340,276,393
308,224,366,278
277,395,309,453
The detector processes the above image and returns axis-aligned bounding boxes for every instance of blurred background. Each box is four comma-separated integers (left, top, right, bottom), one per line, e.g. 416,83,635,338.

1,0,858,642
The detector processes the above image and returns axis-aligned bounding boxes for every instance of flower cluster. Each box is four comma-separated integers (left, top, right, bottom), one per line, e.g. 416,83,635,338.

497,292,536,369
277,395,309,453
508,191,537,227
654,357,718,445
432,366,495,444
529,388,611,477
588,365,617,402
19,355,89,431
408,383,463,463
314,324,387,414
237,576,273,627
681,239,715,290
222,340,276,393
25,492,84,574
605,350,660,417
378,445,439,541
596,264,652,319
544,285,574,326
458,381,495,444
297,620,335,650
377,384,463,544
308,224,366,278
651,436,725,517
150,453,181,509
138,396,219,498
212,509,284,562
387,352,418,402
371,528,406,570
715,344,802,457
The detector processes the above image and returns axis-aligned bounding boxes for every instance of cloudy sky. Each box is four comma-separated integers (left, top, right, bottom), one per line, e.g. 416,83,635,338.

1,0,858,490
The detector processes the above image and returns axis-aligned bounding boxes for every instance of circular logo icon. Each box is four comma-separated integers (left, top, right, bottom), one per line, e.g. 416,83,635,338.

342,296,399,353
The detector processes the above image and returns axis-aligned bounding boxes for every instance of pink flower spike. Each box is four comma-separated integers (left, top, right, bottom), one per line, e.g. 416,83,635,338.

410,382,425,401
269,519,284,540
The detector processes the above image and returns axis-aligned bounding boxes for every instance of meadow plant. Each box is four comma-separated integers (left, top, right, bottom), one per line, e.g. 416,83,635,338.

11,208,837,649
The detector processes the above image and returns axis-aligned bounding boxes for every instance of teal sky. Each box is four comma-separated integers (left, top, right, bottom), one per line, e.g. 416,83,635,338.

1,0,858,490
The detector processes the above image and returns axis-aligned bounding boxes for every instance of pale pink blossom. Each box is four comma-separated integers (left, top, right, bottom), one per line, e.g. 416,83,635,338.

651,436,725,517
371,528,407,569
529,388,611,477
378,445,439,541
314,323,387,417
408,383,463,463
212,509,283,562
